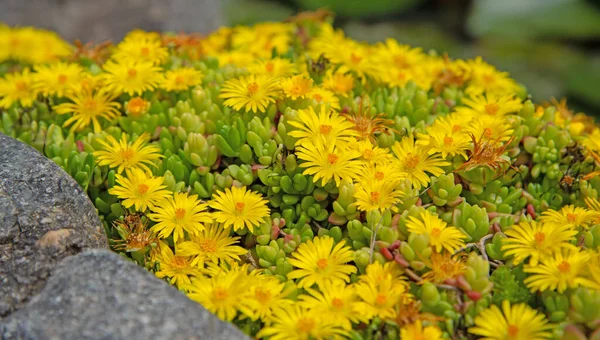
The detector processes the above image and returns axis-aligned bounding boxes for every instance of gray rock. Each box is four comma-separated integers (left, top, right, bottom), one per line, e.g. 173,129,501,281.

0,0,223,43
0,133,107,317
0,249,249,340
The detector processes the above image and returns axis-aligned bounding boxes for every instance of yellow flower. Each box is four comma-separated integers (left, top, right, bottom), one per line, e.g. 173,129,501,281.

299,281,364,330
186,270,254,321
464,57,521,96
154,242,202,289
406,211,466,253
349,139,393,165
246,57,296,77
457,93,523,118
177,224,247,266
93,133,162,174
359,261,408,291
417,125,471,159
148,192,212,241
108,168,170,212
501,220,577,266
33,62,85,97
280,74,313,100
308,87,340,110
401,320,443,340
256,305,349,340
219,74,279,113
161,67,203,92
540,205,599,230
54,86,121,133
355,273,406,321
245,276,294,321
392,136,449,190
287,236,357,289
466,114,514,143
289,105,358,147
209,186,270,233
469,300,553,340
112,36,169,65
296,141,362,187
0,68,38,108
354,180,404,212
125,97,150,117
376,38,426,70
524,249,594,293
322,70,354,97
103,60,163,95
422,252,466,284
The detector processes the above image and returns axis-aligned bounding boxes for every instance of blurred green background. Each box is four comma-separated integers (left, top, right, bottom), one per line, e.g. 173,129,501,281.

223,0,600,115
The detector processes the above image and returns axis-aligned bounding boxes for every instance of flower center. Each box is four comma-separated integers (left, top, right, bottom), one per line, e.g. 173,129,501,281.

121,148,135,161
213,287,228,301
375,294,387,306
170,255,188,269
363,149,374,159
254,288,271,304
137,184,149,195
235,202,245,212
247,82,259,95
482,73,495,85
128,68,137,78
375,171,384,180
15,81,28,92
58,74,68,84
175,76,185,84
175,208,186,220
319,124,332,134
199,239,217,253
484,103,499,115
296,317,316,334
507,325,519,337
265,62,274,73
431,228,441,238
404,154,420,170
127,97,147,116
313,94,323,102
350,53,362,65
393,55,408,68
83,98,97,111
327,153,338,164
397,72,406,80
443,136,454,146
371,192,380,202
534,232,545,245
317,258,328,270
452,125,462,133
331,298,344,309
141,47,150,56
483,128,493,139
567,213,577,223
558,261,571,273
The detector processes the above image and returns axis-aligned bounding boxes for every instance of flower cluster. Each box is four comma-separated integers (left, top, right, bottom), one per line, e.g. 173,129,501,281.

3,13,600,339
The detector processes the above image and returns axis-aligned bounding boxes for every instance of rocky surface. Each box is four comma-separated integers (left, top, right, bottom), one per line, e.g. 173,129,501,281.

0,249,249,340
0,133,107,317
0,0,223,42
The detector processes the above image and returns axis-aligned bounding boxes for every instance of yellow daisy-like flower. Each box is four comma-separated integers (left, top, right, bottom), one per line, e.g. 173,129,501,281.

299,281,364,330
406,211,466,253
359,261,408,291
308,87,340,110
287,236,357,289
209,186,270,233
464,57,521,96
53,86,121,133
280,74,313,100
392,136,449,190
177,224,248,266
376,38,426,70
348,139,393,165
257,305,349,340
93,133,162,174
246,58,296,77
469,300,553,340
401,320,443,340
219,74,279,113
289,105,358,147
355,273,407,321
322,70,354,97
103,60,163,95
524,249,594,293
33,62,85,97
501,220,577,266
354,180,404,213
112,36,169,65
153,242,202,289
108,168,170,212
186,270,254,321
540,205,599,230
161,67,203,92
457,93,523,118
148,192,212,242
296,142,362,187
125,97,150,117
466,114,514,143
422,252,466,284
417,127,471,159
0,68,38,108
245,276,294,321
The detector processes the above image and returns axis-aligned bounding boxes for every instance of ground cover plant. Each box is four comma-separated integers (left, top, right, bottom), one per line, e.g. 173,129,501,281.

2,13,600,339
